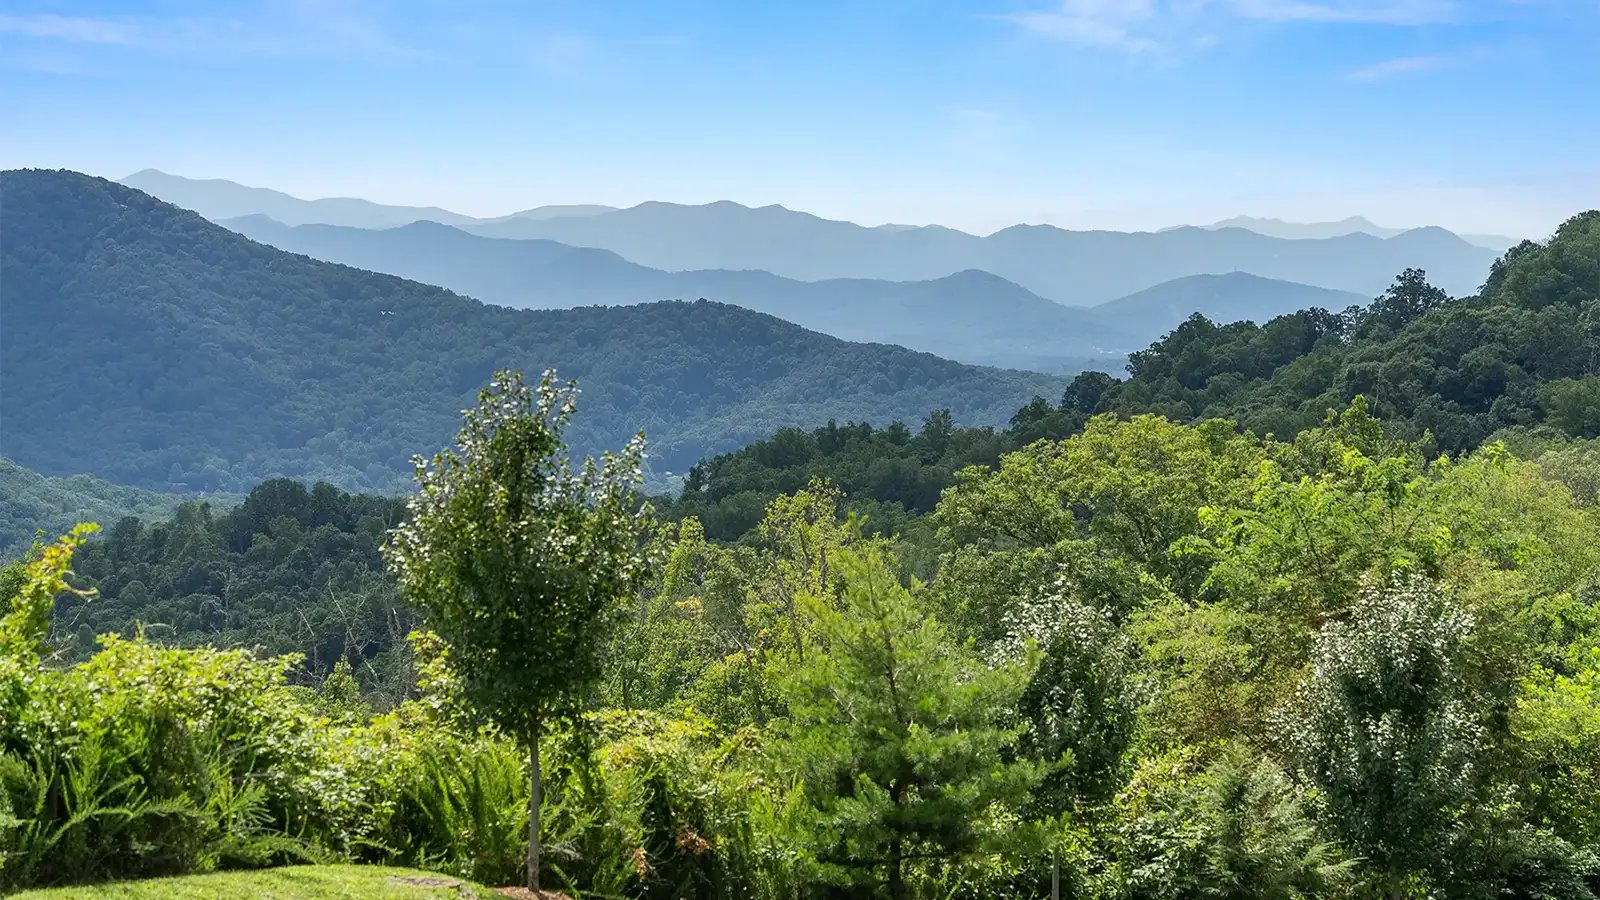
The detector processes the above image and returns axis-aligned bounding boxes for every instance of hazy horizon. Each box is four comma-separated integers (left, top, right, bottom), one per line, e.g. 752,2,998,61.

103,167,1525,239
4,1,1598,237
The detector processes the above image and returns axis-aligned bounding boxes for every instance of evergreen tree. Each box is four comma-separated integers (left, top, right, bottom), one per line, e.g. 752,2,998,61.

776,544,1040,899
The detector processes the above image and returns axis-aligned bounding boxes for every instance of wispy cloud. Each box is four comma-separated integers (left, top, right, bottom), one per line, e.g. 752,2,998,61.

1004,0,1478,53
1342,41,1515,81
1226,0,1461,25
1001,0,1162,53
0,13,142,45
1344,52,1446,80
0,5,419,61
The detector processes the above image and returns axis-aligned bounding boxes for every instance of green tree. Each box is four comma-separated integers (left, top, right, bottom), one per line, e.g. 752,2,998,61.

776,544,1040,899
1540,377,1600,439
1287,577,1481,897
1360,268,1450,335
385,370,652,892
1098,744,1349,899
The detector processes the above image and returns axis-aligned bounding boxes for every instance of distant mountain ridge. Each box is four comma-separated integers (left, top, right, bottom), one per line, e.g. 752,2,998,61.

122,170,1501,304
1195,214,1519,251
1089,273,1364,329
120,169,481,228
220,215,1127,371
447,204,1502,304
3,169,1069,492
222,214,1370,372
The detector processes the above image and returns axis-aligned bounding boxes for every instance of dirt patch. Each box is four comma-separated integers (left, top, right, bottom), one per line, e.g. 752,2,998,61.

389,875,488,897
492,888,574,900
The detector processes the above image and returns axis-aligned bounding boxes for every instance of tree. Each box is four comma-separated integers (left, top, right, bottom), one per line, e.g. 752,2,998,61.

995,590,1140,810
1540,377,1600,438
1098,744,1349,899
1362,268,1449,335
385,370,652,892
1287,577,1481,897
776,544,1040,899
1062,370,1118,414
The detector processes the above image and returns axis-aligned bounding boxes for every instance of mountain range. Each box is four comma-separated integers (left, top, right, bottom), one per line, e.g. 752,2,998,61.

120,168,619,229
221,214,1365,371
122,170,1501,304
1,169,1069,493
1195,215,1519,251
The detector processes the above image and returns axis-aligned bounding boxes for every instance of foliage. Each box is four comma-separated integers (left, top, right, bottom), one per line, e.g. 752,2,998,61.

1100,212,1600,454
1,537,347,890
0,459,224,563
1286,578,1483,894
385,369,653,890
55,478,409,694
14,211,1600,897
1092,744,1350,899
772,544,1043,899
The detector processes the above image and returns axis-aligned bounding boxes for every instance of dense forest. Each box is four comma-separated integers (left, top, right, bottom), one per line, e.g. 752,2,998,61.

0,169,1067,493
11,381,1600,897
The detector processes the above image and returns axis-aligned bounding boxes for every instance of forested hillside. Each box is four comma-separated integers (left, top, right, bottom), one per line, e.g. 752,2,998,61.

1097,212,1600,451
221,215,1127,371
0,169,1068,492
0,459,222,560
54,479,408,687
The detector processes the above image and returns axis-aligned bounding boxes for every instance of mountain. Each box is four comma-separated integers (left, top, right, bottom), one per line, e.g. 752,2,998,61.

1197,214,1519,252
219,215,1463,372
0,458,224,561
489,204,617,222
1095,211,1600,454
458,203,1498,303
1201,215,1399,239
119,169,480,228
1,169,1070,493
219,215,1128,372
122,172,1502,304
1089,273,1366,332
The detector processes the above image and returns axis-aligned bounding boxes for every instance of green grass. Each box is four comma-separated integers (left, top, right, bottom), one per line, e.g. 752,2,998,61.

10,865,500,899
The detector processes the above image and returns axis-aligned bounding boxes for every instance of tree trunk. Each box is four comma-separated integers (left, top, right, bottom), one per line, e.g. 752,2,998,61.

888,837,904,900
887,778,905,900
527,715,543,893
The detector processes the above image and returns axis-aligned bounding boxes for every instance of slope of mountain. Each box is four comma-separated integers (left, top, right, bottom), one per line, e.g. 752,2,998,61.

1,169,1070,493
0,458,226,561
120,169,479,228
489,204,617,222
220,215,1128,371
1097,211,1600,453
1089,273,1365,332
121,172,1502,304
1197,214,1518,252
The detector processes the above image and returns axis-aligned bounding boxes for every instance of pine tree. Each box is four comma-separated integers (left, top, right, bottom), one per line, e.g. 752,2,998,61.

776,544,1040,899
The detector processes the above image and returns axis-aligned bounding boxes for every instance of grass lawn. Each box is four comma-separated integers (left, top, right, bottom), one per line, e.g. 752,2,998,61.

10,865,503,899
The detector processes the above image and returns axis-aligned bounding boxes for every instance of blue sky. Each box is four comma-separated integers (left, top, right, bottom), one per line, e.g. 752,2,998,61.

2,0,1597,236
